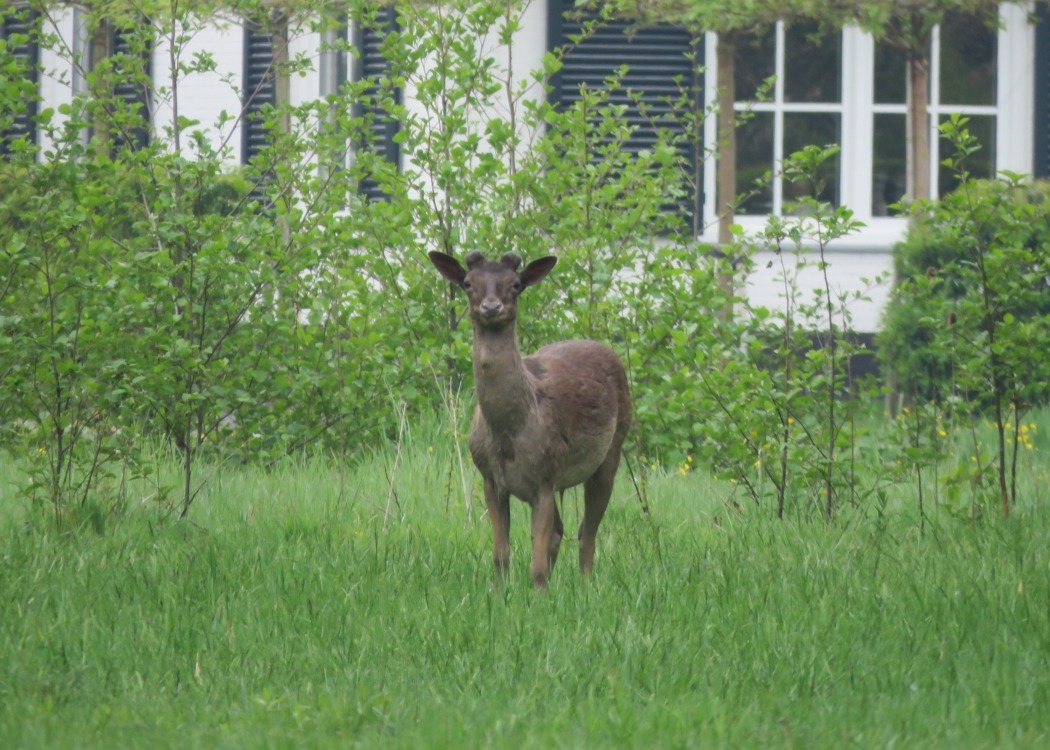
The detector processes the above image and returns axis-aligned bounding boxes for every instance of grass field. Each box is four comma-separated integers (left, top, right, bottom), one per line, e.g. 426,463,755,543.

1,421,1049,749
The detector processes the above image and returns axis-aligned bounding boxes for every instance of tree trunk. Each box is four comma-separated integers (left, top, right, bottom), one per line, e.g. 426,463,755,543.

907,52,931,202
888,38,932,417
716,33,737,248
715,33,737,311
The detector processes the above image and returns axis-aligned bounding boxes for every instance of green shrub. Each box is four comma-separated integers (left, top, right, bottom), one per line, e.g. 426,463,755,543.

879,178,1050,405
879,116,1050,518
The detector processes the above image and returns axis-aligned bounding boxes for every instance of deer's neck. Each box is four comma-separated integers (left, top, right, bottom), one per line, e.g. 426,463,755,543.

472,325,534,432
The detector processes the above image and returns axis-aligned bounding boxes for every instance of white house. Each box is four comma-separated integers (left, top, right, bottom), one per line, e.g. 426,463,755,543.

3,1,1046,333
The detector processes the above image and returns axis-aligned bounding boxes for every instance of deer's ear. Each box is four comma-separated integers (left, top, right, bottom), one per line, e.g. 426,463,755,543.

520,256,557,289
429,251,468,287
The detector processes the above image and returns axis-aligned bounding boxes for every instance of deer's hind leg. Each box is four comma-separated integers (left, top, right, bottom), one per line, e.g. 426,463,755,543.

578,449,622,576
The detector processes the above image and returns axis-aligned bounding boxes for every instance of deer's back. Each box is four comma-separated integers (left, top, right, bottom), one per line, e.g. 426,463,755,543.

470,339,630,496
526,339,630,437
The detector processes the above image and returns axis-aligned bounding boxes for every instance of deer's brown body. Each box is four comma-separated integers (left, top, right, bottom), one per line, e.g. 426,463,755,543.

429,250,631,588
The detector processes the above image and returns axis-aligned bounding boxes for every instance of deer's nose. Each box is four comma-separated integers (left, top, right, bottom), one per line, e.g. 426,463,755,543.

480,299,503,316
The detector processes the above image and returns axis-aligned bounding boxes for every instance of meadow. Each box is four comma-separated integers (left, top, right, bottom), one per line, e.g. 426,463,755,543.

1,418,1049,750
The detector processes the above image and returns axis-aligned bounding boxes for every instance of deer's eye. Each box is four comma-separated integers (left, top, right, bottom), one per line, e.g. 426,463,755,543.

511,280,522,292
462,280,473,291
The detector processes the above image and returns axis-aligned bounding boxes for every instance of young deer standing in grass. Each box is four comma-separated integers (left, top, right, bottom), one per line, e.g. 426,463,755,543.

429,251,632,588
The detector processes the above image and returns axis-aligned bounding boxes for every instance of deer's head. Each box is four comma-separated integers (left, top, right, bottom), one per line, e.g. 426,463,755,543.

429,251,557,330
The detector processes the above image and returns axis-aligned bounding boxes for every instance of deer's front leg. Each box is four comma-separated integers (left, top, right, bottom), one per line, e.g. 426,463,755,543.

483,477,511,580
529,488,561,589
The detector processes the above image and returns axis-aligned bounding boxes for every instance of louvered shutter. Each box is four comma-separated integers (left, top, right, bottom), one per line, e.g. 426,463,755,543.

0,8,40,156
109,24,151,151
547,1,702,229
242,25,277,164
353,7,400,201
1035,4,1050,178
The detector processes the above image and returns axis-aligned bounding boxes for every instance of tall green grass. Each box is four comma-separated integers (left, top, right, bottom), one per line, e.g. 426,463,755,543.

1,422,1048,748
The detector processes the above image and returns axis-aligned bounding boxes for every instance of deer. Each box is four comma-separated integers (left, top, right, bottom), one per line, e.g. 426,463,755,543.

429,250,632,588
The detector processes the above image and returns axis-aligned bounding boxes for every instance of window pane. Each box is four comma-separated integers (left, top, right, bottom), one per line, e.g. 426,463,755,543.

784,22,840,103
873,113,907,216
734,27,775,101
737,112,773,214
940,12,996,105
783,113,840,207
938,115,995,195
874,42,907,104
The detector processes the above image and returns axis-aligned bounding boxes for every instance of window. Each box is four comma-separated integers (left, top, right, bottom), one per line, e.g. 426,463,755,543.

723,6,1033,245
0,5,40,157
733,22,842,215
545,6,1030,246
871,37,907,216
73,16,153,152
870,12,998,211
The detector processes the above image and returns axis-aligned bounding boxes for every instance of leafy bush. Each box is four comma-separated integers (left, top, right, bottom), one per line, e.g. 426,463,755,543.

681,145,886,520
878,116,1050,518
879,177,1050,405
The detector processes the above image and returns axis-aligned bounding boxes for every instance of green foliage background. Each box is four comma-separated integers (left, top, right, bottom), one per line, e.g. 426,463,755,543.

1,1,1047,526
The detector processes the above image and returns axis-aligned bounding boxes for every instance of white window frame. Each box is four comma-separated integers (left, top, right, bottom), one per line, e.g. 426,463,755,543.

700,4,1035,251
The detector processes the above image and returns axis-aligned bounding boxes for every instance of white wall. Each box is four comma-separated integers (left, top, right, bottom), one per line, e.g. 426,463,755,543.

35,6,76,157
287,22,321,109
152,19,244,161
396,0,550,170
997,2,1036,174
745,250,893,334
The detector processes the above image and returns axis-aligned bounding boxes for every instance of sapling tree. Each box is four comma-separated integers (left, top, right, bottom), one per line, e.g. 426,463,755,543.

884,117,1050,519
0,1,369,521
687,145,883,519
0,156,131,528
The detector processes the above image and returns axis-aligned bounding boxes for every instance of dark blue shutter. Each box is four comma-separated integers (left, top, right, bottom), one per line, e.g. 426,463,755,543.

109,23,152,151
0,8,40,156
547,1,703,229
242,25,277,164
353,7,400,201
1035,4,1050,178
